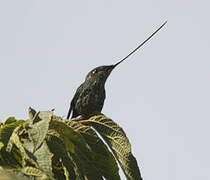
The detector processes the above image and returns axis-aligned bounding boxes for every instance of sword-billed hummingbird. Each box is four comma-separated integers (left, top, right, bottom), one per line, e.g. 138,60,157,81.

67,21,167,119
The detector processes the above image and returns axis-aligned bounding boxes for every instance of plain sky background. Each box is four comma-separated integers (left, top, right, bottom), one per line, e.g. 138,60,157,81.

0,1,209,179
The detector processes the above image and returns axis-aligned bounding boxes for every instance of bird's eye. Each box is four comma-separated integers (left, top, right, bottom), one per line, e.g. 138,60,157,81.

92,69,97,74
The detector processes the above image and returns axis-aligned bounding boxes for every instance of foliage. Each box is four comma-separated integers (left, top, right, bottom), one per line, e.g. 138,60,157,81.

0,108,142,180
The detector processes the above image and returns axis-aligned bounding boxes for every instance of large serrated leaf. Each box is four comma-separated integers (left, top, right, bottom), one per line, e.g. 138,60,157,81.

0,146,22,168
80,114,143,180
0,120,24,145
0,120,25,167
34,140,53,176
46,134,76,180
24,110,52,153
6,126,38,168
66,120,120,180
49,119,103,180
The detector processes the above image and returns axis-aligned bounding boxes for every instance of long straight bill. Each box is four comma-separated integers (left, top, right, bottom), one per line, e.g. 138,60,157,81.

114,21,167,67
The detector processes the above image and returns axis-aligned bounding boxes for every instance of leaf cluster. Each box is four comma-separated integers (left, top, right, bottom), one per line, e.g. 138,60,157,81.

0,108,142,180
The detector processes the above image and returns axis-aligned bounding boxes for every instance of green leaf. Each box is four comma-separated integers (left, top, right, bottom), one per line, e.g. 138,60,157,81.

66,120,120,180
0,121,25,168
80,114,143,180
33,141,53,177
0,146,22,168
46,134,76,180
6,126,38,168
24,110,52,153
0,120,24,145
5,117,17,124
49,119,103,180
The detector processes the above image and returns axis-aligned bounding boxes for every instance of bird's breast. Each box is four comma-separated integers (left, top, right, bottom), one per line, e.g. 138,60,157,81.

75,83,106,117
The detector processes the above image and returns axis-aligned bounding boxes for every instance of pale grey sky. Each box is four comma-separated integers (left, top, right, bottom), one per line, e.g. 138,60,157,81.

0,1,210,179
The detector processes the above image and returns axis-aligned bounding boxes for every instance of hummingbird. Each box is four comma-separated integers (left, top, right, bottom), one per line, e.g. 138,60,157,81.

67,21,167,120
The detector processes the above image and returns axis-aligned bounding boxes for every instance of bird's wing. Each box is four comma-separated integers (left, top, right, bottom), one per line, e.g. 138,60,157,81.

66,101,73,119
66,83,83,119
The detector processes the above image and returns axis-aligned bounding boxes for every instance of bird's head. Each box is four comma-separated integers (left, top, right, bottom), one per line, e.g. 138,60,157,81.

85,54,128,84
85,65,115,83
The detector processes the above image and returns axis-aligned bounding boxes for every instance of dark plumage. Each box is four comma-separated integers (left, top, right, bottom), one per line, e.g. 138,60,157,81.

67,65,115,119
67,21,167,119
